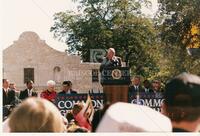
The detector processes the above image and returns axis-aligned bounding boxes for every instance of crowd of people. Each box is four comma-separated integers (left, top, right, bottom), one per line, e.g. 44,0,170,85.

2,72,200,132
3,75,163,108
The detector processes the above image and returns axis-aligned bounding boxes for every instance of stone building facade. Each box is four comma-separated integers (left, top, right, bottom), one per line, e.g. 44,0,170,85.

3,31,102,93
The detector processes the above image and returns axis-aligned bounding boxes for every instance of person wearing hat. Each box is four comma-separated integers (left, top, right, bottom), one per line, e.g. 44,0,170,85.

96,102,172,132
161,73,200,132
58,81,77,94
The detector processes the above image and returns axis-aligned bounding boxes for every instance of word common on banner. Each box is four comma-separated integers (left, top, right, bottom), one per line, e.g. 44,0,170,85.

54,92,164,116
54,93,105,116
128,92,165,112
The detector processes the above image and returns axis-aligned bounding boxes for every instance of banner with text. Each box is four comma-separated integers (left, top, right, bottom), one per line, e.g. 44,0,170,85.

128,92,164,112
54,93,105,116
54,92,164,116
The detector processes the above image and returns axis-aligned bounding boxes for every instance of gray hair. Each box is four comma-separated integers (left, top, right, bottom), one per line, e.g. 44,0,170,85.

46,80,56,87
108,48,115,54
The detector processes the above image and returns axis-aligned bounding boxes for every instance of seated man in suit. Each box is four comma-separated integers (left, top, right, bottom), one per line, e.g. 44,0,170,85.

142,79,153,93
129,76,144,95
58,81,77,94
19,80,37,100
99,48,122,72
151,79,164,93
3,79,16,106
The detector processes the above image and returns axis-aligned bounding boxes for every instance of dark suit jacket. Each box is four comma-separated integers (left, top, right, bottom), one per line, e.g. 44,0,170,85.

3,88,16,106
19,89,38,100
142,87,154,93
58,89,77,95
128,85,144,95
100,57,122,72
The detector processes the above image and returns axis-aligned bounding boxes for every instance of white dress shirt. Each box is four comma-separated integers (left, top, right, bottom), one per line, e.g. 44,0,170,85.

134,85,139,91
28,89,33,97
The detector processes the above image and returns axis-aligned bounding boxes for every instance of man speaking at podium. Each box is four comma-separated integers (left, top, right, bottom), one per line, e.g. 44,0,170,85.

100,48,122,72
100,48,129,104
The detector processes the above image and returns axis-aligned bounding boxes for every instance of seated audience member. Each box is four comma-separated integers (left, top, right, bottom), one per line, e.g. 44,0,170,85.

10,82,20,98
8,98,65,132
19,80,37,100
129,76,144,95
151,79,164,93
96,102,172,132
3,79,16,106
58,81,77,94
162,73,200,132
142,80,153,93
40,80,57,103
9,82,16,91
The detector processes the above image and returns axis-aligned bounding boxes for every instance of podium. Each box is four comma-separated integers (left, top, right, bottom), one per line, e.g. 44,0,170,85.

100,67,131,104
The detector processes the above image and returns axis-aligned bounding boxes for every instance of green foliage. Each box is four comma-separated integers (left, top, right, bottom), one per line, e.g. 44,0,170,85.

50,0,200,82
156,0,200,48
155,0,200,79
51,0,159,79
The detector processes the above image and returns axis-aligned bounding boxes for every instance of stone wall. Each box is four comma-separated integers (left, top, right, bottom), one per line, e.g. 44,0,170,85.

3,31,103,93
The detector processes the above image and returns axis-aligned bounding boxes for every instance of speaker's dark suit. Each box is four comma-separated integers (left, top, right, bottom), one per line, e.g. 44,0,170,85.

19,89,38,100
100,56,122,72
3,88,16,106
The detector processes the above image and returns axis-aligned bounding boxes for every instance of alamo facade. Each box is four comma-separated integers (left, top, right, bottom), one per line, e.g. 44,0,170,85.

3,31,102,93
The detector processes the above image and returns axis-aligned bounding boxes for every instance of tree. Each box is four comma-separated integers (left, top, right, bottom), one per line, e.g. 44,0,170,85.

51,0,159,78
155,0,200,76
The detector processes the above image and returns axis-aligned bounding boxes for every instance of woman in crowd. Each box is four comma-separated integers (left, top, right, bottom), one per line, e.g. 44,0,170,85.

8,97,66,132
